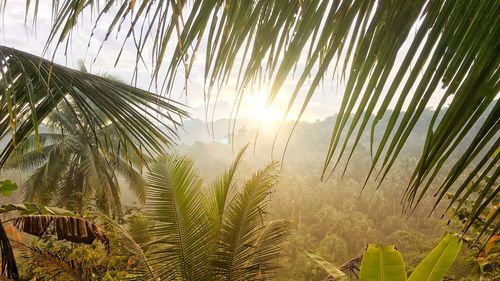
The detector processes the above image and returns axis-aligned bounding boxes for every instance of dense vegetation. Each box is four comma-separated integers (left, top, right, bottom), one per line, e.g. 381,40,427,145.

2,112,497,280
0,0,499,280
173,114,498,280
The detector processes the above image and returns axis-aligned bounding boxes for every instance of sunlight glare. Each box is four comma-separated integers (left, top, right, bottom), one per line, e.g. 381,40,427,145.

248,91,283,124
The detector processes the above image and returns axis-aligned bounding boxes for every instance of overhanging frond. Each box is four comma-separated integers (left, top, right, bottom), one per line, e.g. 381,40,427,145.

5,0,498,234
0,46,188,168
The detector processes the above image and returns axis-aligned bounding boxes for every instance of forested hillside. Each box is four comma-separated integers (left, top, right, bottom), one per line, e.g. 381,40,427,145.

172,108,492,280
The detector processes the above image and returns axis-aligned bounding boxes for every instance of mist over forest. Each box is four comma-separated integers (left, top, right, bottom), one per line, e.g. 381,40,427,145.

2,108,492,280
1,1,498,280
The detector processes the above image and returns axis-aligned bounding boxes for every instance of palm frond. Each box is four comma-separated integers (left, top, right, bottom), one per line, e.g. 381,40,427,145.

245,219,291,280
98,214,154,278
212,161,279,281
23,142,71,204
16,242,91,281
13,215,109,248
0,46,188,168
107,153,146,204
56,157,87,212
7,0,499,230
207,144,248,226
4,135,77,171
144,155,210,280
304,250,349,281
339,256,363,279
79,142,122,215
0,203,78,216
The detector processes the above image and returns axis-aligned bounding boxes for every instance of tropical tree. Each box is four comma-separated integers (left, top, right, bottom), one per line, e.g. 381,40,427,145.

4,97,148,216
0,0,497,233
142,147,290,280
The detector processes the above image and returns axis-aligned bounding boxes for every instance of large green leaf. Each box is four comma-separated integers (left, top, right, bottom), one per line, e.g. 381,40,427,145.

304,250,349,281
360,245,407,281
408,234,462,281
0,179,17,197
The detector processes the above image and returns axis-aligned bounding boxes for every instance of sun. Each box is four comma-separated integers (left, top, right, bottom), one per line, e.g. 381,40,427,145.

247,92,282,124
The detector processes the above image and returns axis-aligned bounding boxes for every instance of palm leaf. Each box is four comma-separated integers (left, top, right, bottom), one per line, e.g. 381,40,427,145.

8,0,499,231
245,219,291,280
207,144,248,227
15,242,91,281
0,203,77,216
304,250,349,281
13,215,109,247
0,46,188,168
144,155,210,280
212,161,279,281
22,141,72,204
98,214,155,279
107,153,146,204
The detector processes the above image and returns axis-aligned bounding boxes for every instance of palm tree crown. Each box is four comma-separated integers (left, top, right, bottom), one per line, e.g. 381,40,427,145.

142,147,290,280
5,99,147,216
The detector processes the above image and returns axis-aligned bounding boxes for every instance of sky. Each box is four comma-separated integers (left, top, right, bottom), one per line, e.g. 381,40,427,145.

0,2,449,125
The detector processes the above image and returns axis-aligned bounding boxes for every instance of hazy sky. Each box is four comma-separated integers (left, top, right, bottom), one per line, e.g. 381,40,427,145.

1,2,447,123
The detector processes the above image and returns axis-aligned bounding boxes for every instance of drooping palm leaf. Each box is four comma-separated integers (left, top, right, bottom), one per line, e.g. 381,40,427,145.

0,46,188,168
0,204,100,281
13,215,109,248
4,0,498,231
107,153,147,204
22,140,74,204
0,203,78,216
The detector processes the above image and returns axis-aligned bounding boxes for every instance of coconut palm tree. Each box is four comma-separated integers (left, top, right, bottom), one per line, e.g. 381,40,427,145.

142,146,290,280
1,0,498,234
4,97,149,216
